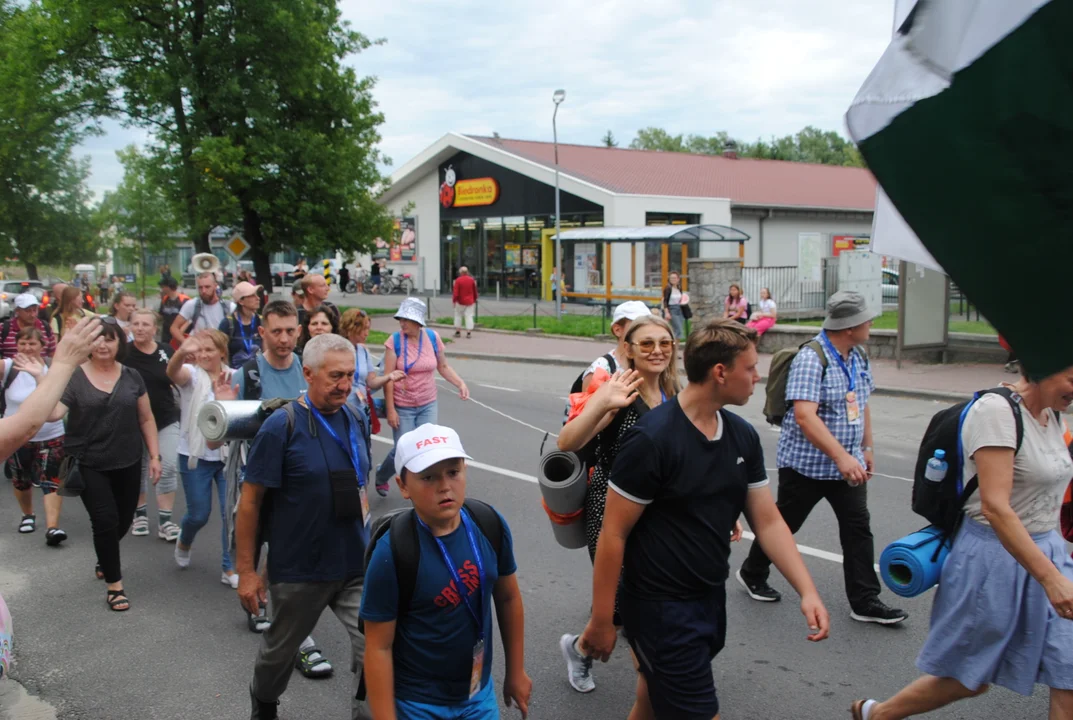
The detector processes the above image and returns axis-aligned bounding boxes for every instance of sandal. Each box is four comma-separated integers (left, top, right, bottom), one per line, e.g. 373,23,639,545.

295,646,333,678
106,589,130,612
18,514,36,534
247,603,271,634
45,528,67,546
95,564,105,580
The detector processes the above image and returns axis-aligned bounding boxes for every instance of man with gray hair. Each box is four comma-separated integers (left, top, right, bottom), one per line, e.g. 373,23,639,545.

737,291,908,625
236,332,372,719
451,265,478,338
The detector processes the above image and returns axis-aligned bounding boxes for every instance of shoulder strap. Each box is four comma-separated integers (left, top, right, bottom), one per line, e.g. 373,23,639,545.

1,359,17,415
1,320,9,345
389,509,421,623
958,387,1025,509
282,400,299,442
801,339,828,381
426,329,439,358
392,332,400,356
603,352,617,374
463,498,505,559
241,355,262,401
41,318,53,338
189,299,202,328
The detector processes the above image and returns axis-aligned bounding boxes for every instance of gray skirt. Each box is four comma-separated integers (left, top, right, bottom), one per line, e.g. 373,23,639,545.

916,516,1073,695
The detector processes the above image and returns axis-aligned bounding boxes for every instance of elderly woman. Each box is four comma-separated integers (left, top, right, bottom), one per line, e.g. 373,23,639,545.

374,298,468,496
852,369,1073,719
47,318,161,611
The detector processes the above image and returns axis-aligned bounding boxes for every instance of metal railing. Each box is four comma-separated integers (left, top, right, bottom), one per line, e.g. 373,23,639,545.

741,263,838,314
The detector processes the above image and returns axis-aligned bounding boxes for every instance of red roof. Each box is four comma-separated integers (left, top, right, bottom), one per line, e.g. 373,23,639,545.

467,135,876,211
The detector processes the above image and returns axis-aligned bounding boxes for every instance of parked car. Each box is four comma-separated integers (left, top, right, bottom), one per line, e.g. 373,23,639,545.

271,262,296,287
882,268,899,304
0,281,45,319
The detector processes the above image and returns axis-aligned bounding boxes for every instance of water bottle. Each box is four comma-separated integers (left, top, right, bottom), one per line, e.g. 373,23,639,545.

924,449,948,483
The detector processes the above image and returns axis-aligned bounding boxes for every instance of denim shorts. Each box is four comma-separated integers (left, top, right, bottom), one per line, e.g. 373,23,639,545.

622,586,727,720
395,680,498,720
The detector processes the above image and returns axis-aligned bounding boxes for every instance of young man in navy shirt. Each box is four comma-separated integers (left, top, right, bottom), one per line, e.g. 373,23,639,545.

361,424,532,719
580,319,830,720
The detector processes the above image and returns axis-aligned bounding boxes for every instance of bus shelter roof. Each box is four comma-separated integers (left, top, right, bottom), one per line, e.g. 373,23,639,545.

553,224,751,243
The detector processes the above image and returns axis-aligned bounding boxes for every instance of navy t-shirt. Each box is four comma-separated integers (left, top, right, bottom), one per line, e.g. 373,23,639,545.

244,402,369,583
359,507,517,705
609,398,769,601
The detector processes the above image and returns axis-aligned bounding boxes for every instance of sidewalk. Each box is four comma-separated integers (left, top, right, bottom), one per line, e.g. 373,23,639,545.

369,316,1011,402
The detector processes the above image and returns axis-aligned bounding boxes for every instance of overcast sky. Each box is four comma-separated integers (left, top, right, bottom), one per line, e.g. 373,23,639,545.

78,0,895,197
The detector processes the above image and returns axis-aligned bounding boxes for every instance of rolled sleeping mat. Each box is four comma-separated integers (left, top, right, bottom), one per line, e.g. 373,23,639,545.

198,401,267,443
880,526,950,598
538,451,588,550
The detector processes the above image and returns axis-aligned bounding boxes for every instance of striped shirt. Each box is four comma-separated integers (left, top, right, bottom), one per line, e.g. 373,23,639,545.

1,317,56,359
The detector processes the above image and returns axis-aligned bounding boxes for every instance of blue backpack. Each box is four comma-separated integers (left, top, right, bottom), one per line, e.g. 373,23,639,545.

391,329,439,360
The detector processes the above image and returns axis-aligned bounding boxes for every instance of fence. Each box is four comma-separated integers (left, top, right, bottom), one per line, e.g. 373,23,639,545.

741,261,840,314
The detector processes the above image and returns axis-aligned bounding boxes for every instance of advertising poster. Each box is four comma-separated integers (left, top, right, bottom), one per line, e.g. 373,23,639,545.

505,244,521,268
832,234,872,257
521,247,538,267
377,217,418,261
574,243,596,294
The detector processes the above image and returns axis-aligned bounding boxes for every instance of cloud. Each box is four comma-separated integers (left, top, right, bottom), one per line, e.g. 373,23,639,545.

77,0,894,194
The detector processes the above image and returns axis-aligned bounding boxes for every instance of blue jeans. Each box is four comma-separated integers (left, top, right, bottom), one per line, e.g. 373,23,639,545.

178,454,232,572
375,401,438,485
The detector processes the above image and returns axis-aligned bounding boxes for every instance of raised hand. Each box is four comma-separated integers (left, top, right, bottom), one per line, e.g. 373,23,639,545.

595,369,643,412
12,353,44,379
214,371,239,401
178,335,202,358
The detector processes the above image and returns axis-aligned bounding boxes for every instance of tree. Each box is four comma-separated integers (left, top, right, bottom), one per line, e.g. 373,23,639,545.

0,0,105,279
629,127,686,152
97,146,183,301
601,130,618,148
628,125,866,167
45,0,394,288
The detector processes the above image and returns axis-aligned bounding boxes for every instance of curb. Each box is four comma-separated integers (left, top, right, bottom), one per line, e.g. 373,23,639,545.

426,321,610,343
442,349,975,404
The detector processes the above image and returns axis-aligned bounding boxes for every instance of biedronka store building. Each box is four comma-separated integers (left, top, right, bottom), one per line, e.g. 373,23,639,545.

376,133,878,302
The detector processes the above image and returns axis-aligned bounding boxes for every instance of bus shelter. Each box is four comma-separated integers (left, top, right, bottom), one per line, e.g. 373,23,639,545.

548,224,751,303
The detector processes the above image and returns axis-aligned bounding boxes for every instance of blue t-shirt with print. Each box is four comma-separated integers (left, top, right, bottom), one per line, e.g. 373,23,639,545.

359,507,517,706
244,402,368,583
236,352,307,400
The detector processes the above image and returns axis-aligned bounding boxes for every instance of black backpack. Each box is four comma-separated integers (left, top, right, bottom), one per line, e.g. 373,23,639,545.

0,362,20,417
912,387,1024,539
562,353,617,467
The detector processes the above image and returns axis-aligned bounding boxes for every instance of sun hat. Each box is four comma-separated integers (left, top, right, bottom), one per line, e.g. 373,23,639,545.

395,424,472,476
231,281,263,301
14,293,39,310
822,291,876,331
612,300,652,324
394,297,428,327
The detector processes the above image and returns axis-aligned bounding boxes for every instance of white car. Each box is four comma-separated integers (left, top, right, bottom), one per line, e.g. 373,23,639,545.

0,281,45,320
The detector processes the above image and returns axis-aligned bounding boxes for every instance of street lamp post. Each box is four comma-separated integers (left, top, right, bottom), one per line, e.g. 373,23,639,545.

552,88,565,320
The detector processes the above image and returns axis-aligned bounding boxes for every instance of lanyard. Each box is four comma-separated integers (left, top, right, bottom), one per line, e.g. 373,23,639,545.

305,396,364,485
236,315,257,354
416,510,486,636
402,331,424,375
819,331,856,392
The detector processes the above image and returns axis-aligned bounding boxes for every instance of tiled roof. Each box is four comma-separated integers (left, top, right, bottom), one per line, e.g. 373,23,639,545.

467,135,876,211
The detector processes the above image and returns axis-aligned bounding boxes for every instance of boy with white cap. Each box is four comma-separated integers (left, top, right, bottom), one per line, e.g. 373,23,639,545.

361,424,531,720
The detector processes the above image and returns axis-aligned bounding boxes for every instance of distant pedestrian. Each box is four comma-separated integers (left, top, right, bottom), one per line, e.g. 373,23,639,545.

747,287,778,336
47,319,161,612
111,275,125,297
97,276,110,305
236,333,371,720
361,424,531,720
452,266,478,339
580,319,829,720
661,271,687,340
852,365,1073,720
339,263,350,295
723,283,748,324
375,298,468,497
3,328,67,545
2,294,56,360
737,291,908,625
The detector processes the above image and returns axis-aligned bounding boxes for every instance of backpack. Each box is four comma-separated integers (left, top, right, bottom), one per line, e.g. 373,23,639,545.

2,318,53,348
0,361,20,417
912,387,1024,539
562,353,618,467
391,329,440,360
763,340,827,425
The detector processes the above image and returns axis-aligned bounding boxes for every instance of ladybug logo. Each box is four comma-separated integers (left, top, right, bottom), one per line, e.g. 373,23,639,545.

439,165,457,209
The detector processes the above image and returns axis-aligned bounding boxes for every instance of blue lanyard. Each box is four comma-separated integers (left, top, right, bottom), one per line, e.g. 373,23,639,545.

402,331,424,375
416,510,486,637
819,331,856,392
236,315,257,354
660,389,667,402
305,396,364,485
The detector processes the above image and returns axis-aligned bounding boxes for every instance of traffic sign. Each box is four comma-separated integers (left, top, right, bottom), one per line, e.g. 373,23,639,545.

225,234,250,259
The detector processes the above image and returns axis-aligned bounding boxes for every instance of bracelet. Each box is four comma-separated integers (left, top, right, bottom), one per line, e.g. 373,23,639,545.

862,446,873,452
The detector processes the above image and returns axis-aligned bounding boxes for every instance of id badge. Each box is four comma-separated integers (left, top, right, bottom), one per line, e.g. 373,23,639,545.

359,484,370,526
845,391,860,423
469,638,485,699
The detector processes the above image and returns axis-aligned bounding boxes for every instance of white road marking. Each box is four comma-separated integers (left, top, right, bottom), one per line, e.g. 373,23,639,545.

373,435,875,569
476,383,521,393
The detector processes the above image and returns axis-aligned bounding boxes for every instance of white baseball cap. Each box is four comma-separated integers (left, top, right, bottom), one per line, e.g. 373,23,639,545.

612,300,652,324
394,424,472,476
14,293,40,310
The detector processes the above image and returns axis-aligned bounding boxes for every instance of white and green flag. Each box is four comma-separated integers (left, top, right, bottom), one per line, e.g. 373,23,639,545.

847,0,1071,378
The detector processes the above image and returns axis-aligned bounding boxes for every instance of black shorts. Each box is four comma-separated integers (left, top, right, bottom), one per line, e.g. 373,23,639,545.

621,586,727,720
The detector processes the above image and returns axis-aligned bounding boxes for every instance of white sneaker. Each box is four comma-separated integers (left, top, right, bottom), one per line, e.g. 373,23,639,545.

221,572,239,589
559,633,595,693
174,544,191,569
131,515,149,537
158,521,180,542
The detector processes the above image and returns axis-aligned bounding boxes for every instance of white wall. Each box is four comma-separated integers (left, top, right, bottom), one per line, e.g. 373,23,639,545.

383,170,441,292
732,212,874,268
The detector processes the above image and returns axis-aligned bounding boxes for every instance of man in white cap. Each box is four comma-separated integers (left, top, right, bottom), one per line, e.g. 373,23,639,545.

360,424,531,720
220,281,263,368
737,290,908,625
2,294,56,360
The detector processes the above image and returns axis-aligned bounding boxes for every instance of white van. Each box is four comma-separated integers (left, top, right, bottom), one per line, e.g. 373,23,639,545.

73,263,98,287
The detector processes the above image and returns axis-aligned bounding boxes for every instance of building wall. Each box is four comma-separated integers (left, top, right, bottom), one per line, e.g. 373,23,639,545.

383,170,442,292
730,210,873,268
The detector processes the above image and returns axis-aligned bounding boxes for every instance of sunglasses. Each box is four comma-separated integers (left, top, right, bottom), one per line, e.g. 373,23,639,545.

100,316,120,326
631,339,675,353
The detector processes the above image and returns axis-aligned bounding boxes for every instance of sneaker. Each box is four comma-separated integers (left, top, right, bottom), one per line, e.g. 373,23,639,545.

375,480,389,497
453,331,461,338
850,598,908,625
559,633,595,693
45,527,67,546
131,515,149,537
158,521,180,542
249,686,279,720
222,572,239,589
174,544,191,569
736,569,782,602
466,332,471,339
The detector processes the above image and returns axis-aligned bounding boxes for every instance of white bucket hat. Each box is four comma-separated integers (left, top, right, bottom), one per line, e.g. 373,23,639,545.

394,297,428,327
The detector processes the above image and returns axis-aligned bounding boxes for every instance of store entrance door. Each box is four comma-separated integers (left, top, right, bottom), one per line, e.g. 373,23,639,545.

458,220,482,289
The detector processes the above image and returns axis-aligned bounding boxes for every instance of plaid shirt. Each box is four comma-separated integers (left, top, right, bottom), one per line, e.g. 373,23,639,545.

776,334,875,480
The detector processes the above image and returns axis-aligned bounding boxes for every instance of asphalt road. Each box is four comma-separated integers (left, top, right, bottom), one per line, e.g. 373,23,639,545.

0,357,1059,720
